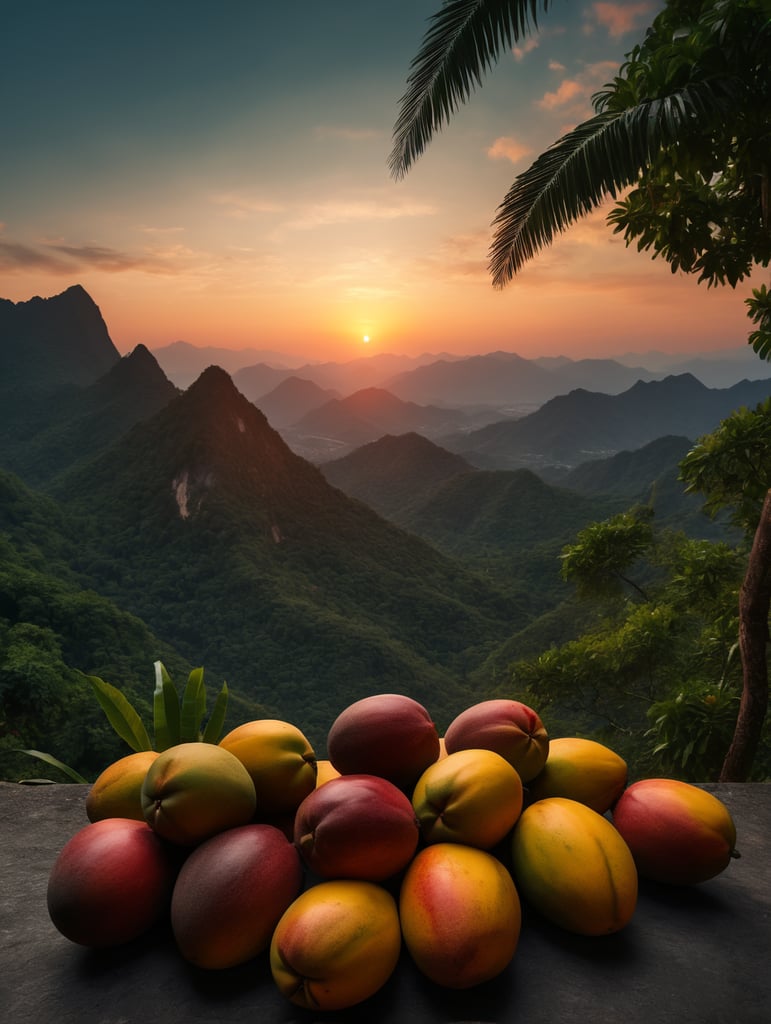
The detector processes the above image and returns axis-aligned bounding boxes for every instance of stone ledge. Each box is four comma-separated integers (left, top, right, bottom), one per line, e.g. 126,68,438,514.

1,782,769,1023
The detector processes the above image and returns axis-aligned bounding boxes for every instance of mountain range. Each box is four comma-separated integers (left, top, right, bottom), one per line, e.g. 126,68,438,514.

0,284,758,776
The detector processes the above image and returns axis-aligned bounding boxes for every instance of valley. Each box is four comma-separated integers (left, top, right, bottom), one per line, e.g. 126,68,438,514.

0,285,759,782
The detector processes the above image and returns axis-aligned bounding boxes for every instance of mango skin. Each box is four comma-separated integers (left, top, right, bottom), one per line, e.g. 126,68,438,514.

527,737,628,814
327,693,440,792
612,778,738,885
170,823,303,969
270,879,401,1011
400,843,521,989
86,750,159,822
444,698,549,783
294,773,420,881
511,797,637,936
47,818,176,947
219,718,317,816
315,758,341,787
412,748,524,849
141,741,256,846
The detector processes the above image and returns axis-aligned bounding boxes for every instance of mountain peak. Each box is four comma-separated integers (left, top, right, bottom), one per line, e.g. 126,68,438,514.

0,284,120,389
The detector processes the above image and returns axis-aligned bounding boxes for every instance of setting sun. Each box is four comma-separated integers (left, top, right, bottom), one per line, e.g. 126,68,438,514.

363,335,371,344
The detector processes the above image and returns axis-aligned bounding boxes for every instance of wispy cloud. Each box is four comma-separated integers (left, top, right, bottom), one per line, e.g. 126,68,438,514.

536,60,621,122
513,37,539,61
0,238,199,276
588,2,655,38
487,136,532,165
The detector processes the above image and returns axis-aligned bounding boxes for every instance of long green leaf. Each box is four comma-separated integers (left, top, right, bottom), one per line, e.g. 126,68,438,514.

88,674,152,751
153,660,180,751
180,667,206,742
202,681,229,744
390,1,551,178
16,749,89,784
488,80,734,286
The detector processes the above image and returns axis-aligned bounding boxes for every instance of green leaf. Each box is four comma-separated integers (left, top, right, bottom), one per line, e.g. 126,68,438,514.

15,749,89,784
153,660,180,751
88,674,153,752
180,667,206,742
202,681,229,744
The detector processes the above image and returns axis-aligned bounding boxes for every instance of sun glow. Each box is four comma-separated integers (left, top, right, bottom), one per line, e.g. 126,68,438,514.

362,334,371,344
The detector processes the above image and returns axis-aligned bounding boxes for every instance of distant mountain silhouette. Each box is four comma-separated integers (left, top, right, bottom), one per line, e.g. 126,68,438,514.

281,387,470,461
0,284,120,390
444,374,771,470
152,340,299,387
321,432,474,519
384,351,661,408
53,366,524,733
255,376,339,428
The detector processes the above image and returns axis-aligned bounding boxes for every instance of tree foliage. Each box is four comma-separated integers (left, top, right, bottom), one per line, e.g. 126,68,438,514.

392,0,771,349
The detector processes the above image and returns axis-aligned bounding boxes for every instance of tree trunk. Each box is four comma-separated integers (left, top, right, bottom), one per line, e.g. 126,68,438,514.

720,489,771,781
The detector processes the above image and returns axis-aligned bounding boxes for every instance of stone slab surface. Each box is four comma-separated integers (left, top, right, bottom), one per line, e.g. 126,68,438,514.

1,781,769,1023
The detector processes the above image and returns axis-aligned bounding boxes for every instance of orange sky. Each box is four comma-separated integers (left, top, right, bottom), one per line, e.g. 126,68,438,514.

0,1,759,363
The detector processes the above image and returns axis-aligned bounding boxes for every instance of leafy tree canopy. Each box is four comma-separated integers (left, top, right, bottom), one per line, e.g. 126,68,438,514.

392,0,771,352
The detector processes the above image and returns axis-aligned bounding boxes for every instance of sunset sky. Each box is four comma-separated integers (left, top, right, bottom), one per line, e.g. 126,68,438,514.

0,0,757,363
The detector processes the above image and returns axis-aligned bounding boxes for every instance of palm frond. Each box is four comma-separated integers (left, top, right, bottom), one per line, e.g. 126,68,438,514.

389,0,551,179
489,80,734,286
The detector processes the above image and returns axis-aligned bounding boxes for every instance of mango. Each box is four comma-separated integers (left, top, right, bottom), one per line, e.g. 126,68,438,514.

510,797,637,935
85,750,159,822
170,823,303,969
412,747,523,849
219,718,317,816
612,778,739,884
444,698,549,783
327,693,440,792
399,843,521,989
141,741,256,846
314,758,341,787
270,879,401,1011
527,737,627,813
47,818,176,947
294,773,420,881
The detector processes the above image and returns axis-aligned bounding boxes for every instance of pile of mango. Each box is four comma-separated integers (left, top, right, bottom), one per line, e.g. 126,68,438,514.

46,694,739,1011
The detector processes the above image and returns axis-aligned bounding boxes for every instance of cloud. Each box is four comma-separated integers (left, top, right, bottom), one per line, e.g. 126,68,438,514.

537,79,584,110
0,238,199,277
513,37,539,61
590,2,655,38
549,59,566,72
487,136,532,165
536,60,621,121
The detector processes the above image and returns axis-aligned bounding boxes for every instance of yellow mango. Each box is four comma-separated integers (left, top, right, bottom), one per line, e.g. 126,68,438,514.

399,843,521,988
511,797,637,935
412,747,523,849
270,879,401,1011
219,718,317,816
86,750,159,822
527,737,628,814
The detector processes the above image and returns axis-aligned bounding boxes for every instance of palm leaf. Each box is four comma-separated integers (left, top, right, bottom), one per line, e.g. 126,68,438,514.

153,660,180,751
15,749,89,784
488,81,734,286
390,0,551,178
201,681,229,744
87,674,153,752
180,667,206,742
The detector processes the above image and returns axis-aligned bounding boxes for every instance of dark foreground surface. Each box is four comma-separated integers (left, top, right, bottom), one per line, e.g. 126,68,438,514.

1,781,769,1024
